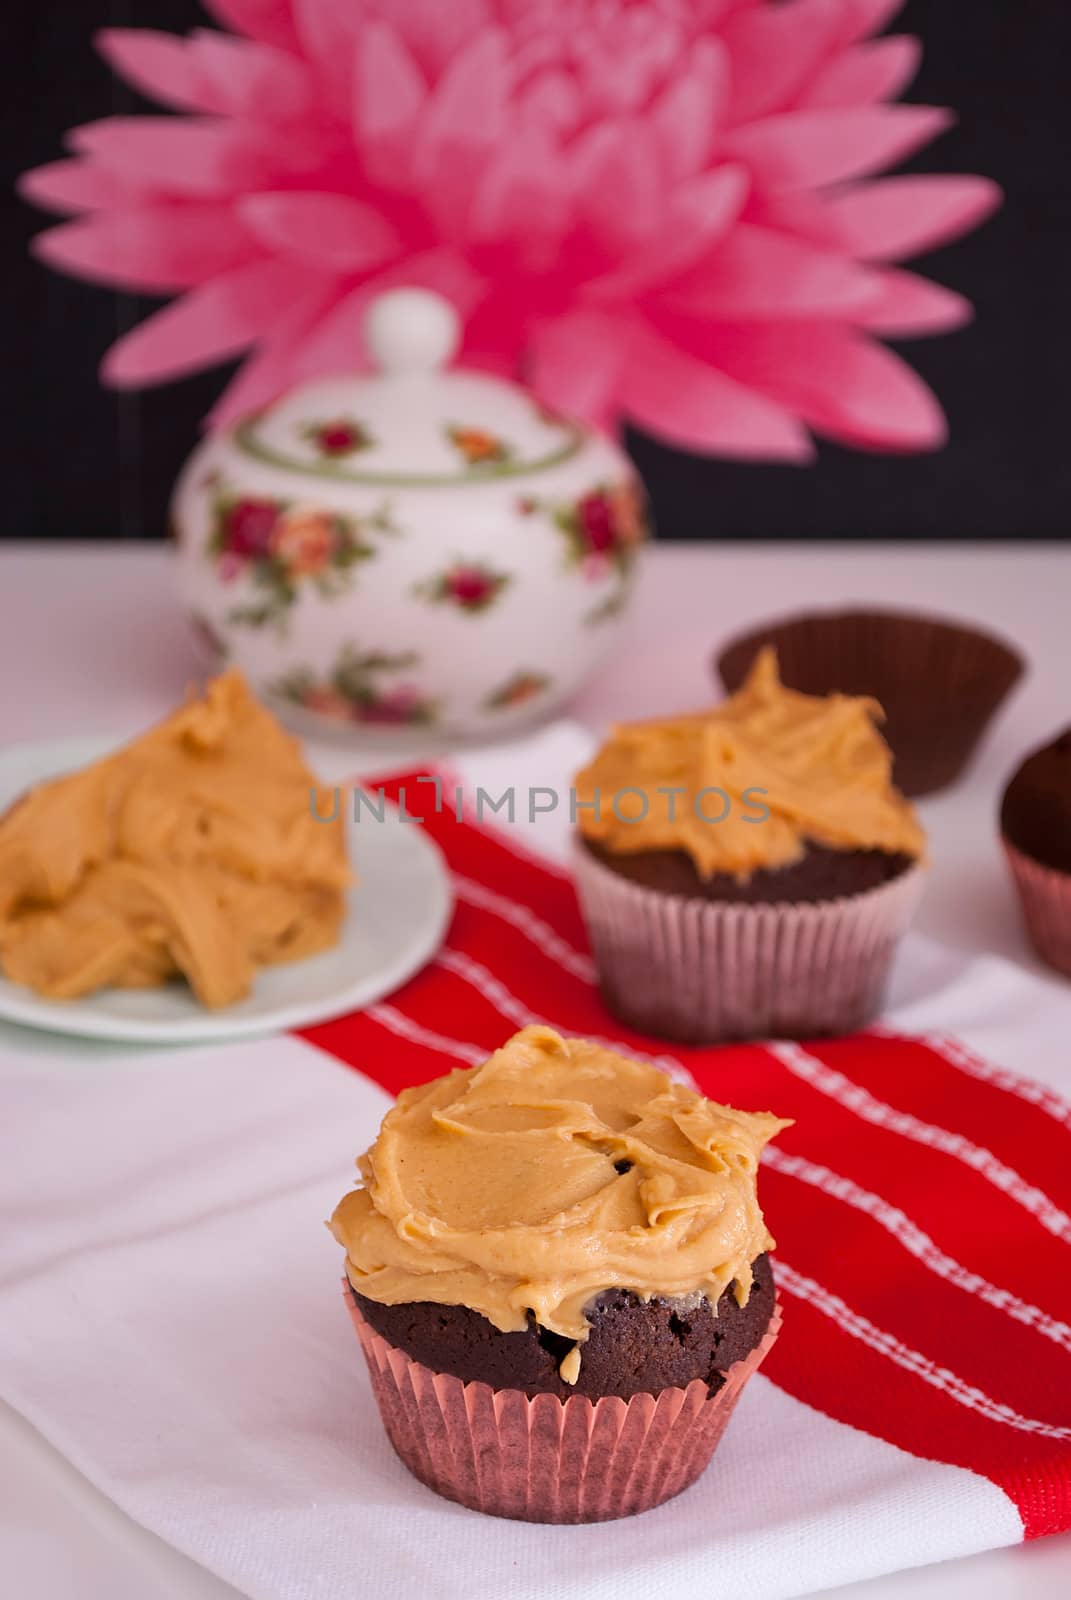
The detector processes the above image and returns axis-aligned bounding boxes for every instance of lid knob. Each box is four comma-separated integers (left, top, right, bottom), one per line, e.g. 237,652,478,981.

363,288,461,376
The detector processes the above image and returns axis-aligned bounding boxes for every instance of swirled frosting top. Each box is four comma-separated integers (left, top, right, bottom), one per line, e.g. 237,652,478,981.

574,648,924,878
331,1026,788,1344
0,669,350,1008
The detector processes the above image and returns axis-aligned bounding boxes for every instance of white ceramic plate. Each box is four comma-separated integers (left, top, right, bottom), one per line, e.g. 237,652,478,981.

0,735,452,1043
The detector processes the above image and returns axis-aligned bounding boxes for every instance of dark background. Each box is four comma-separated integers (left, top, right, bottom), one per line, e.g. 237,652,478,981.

4,1,1068,542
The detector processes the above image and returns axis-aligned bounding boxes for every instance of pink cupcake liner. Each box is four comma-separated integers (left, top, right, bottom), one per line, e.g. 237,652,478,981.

1002,839,1071,980
345,1288,782,1523
573,841,926,1043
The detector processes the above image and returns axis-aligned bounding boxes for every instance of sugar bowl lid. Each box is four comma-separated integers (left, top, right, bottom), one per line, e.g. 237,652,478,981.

232,288,584,488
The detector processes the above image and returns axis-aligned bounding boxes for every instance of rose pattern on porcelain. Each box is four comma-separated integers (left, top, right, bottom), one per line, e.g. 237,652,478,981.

172,288,648,739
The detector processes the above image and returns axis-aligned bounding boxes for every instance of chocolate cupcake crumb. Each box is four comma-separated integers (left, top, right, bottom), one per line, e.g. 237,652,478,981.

1000,728,1071,874
352,1253,775,1401
583,838,913,905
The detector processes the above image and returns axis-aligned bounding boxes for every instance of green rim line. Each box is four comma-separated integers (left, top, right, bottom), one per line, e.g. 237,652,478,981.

234,418,585,487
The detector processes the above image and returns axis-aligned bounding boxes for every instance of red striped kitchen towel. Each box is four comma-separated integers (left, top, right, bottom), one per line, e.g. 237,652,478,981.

302,771,1071,1544
1,751,1069,1600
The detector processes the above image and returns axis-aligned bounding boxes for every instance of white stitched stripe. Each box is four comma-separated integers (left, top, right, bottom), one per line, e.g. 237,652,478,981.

766,1146,1071,1355
366,1003,484,1066
452,874,596,983
770,1040,1071,1245
922,1030,1071,1131
432,946,692,1081
776,1261,1071,1442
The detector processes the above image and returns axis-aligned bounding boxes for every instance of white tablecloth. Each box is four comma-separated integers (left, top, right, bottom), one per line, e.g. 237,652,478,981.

2,540,1070,1600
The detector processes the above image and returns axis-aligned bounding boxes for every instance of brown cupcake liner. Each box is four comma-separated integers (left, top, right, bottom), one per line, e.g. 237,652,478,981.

716,608,1025,798
573,840,926,1043
345,1288,781,1523
1002,838,1071,980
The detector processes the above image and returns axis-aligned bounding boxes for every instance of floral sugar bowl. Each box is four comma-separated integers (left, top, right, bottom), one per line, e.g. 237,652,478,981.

172,289,648,739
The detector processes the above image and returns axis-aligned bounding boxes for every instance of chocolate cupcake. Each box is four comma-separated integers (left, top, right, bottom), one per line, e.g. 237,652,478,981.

331,1026,787,1522
1000,728,1071,979
716,608,1024,797
573,648,926,1042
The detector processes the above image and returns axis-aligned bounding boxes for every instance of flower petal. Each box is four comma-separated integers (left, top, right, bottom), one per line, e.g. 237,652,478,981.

95,29,214,112
187,30,315,122
708,322,948,450
585,165,749,299
722,106,953,192
412,29,512,234
32,204,257,292
854,269,972,335
624,327,815,460
837,0,907,46
721,0,846,124
662,222,880,318
67,118,279,196
569,120,664,246
574,17,676,117
741,189,840,248
207,281,342,428
649,38,728,180
280,285,377,383
469,129,570,248
527,310,625,426
18,159,155,215
101,258,324,386
518,69,583,140
798,36,921,109
99,24,314,128
238,192,401,271
675,164,753,237
386,0,493,77
291,0,360,118
412,28,510,184
457,298,521,378
693,0,746,19
823,175,1003,260
200,0,301,54
352,22,426,188
207,343,302,431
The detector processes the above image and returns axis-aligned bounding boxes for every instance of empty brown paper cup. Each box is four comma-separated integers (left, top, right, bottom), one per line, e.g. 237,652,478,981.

716,608,1024,797
345,1288,781,1523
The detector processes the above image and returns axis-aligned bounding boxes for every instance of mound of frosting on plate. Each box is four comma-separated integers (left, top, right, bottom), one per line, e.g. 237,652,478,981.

331,1026,789,1342
574,647,924,879
0,669,350,1008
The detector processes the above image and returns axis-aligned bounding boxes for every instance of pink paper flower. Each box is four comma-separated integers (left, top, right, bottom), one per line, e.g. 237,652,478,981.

20,1,1000,458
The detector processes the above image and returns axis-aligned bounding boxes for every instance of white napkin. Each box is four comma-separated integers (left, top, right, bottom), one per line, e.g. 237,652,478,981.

2,722,1064,1600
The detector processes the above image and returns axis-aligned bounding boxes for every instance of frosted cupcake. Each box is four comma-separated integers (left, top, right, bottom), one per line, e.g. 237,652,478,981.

573,649,926,1042
1000,727,1071,979
331,1026,787,1522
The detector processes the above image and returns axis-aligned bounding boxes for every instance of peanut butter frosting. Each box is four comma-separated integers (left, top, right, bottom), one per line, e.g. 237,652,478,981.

331,1027,789,1356
0,669,350,1008
574,647,924,878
